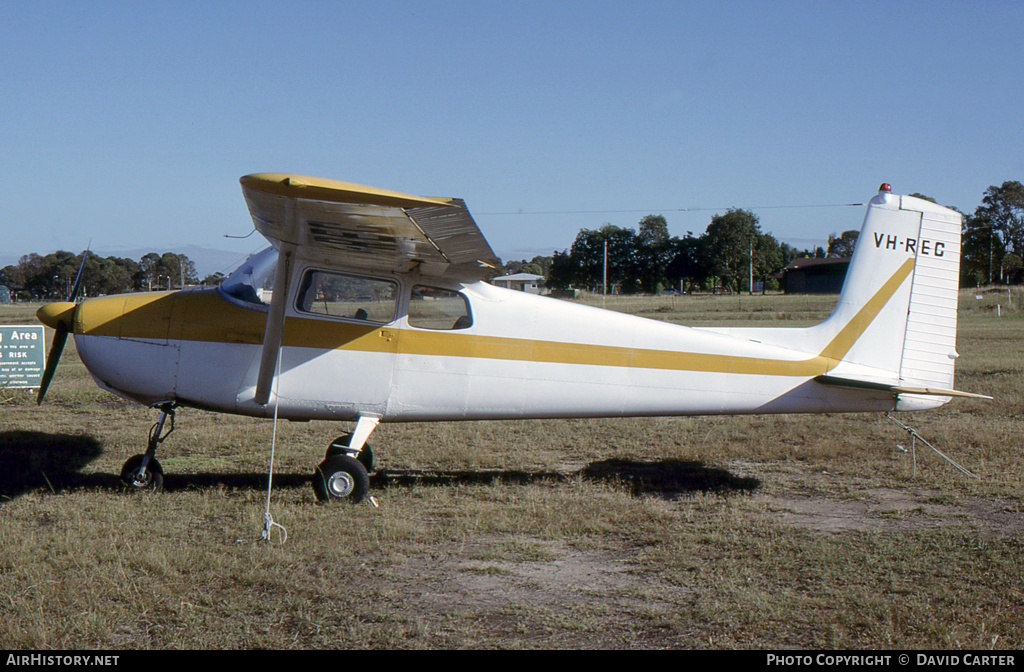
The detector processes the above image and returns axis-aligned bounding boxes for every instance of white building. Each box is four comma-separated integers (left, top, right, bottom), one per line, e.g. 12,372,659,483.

490,272,545,294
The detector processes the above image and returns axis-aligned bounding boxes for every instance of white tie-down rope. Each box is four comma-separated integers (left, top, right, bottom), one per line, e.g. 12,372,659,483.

261,348,288,544
885,412,978,479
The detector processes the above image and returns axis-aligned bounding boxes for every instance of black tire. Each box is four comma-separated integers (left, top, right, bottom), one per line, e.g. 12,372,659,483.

326,434,374,473
313,454,369,504
120,454,164,491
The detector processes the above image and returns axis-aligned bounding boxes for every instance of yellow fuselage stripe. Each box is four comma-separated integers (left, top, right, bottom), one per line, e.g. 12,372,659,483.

817,259,914,361
73,260,913,378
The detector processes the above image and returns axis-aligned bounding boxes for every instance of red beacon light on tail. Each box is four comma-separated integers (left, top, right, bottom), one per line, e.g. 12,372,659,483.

879,183,892,193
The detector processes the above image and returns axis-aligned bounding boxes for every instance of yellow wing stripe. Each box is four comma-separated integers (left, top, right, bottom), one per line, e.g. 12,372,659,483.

240,173,453,209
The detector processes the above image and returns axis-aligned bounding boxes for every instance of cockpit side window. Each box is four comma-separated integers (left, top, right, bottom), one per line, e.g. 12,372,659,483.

408,285,472,330
296,270,398,323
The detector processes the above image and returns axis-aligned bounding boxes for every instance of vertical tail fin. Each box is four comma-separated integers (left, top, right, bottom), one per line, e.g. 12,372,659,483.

814,185,965,408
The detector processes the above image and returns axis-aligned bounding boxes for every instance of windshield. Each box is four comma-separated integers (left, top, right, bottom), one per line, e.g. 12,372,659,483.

218,247,278,307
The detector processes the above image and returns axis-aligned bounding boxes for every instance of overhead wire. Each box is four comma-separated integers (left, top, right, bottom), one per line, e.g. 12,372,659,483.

477,203,866,216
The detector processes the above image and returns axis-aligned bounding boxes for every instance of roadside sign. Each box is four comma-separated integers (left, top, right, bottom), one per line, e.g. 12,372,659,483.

0,325,46,389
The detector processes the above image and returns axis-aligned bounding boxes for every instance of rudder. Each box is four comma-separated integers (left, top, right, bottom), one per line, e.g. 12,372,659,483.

897,198,962,390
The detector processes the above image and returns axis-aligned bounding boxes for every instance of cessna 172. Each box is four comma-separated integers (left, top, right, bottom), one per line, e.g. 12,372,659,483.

36,174,986,503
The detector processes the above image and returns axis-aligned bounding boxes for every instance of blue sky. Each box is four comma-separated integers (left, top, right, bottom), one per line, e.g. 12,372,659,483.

2,1,1022,274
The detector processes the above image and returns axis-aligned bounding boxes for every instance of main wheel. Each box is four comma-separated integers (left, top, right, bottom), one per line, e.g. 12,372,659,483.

120,454,164,491
313,454,369,504
326,434,374,472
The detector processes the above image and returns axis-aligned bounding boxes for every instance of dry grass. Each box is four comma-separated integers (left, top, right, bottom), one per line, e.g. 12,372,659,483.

0,290,1021,649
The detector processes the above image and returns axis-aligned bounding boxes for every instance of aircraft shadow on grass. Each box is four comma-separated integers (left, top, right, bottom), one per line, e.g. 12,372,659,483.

0,430,105,501
162,460,759,498
366,459,760,498
579,459,760,496
0,431,759,500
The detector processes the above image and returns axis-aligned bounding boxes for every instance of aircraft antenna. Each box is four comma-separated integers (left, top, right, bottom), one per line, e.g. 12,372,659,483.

223,229,257,239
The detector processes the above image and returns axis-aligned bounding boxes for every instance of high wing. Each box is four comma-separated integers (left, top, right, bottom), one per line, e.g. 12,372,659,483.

238,173,500,405
240,173,500,280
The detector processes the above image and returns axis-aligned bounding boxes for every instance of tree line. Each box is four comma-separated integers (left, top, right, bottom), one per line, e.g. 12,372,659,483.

4,181,1019,300
506,180,1023,294
960,181,1024,286
0,251,210,301
538,210,853,295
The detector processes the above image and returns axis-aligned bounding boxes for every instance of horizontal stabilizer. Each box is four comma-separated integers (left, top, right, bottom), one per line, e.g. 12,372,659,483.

814,374,992,400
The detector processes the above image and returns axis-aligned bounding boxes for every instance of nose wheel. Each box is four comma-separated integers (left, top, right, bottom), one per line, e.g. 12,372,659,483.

121,402,175,492
120,454,164,491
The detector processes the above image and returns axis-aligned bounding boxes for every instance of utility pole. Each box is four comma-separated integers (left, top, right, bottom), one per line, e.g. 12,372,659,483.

603,239,608,309
749,239,754,296
988,224,994,285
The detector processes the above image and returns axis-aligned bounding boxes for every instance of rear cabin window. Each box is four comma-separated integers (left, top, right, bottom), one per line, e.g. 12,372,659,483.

407,285,472,330
296,270,398,323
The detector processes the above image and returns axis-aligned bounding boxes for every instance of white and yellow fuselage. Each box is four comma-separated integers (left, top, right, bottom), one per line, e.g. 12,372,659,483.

63,191,968,425
66,280,875,422
40,179,974,438
36,176,984,502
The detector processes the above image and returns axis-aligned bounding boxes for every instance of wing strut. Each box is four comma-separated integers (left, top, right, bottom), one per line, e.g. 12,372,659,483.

255,238,296,406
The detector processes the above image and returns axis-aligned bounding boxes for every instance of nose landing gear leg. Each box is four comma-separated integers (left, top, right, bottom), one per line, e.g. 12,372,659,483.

121,402,177,491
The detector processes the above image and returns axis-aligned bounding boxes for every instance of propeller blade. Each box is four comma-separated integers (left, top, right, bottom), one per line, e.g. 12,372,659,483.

68,247,90,302
36,302,77,405
37,323,68,405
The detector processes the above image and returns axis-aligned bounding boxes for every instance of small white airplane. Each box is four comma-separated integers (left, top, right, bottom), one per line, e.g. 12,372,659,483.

36,175,987,503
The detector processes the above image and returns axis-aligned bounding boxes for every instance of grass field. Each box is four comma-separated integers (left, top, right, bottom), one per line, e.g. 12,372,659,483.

0,289,1021,649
